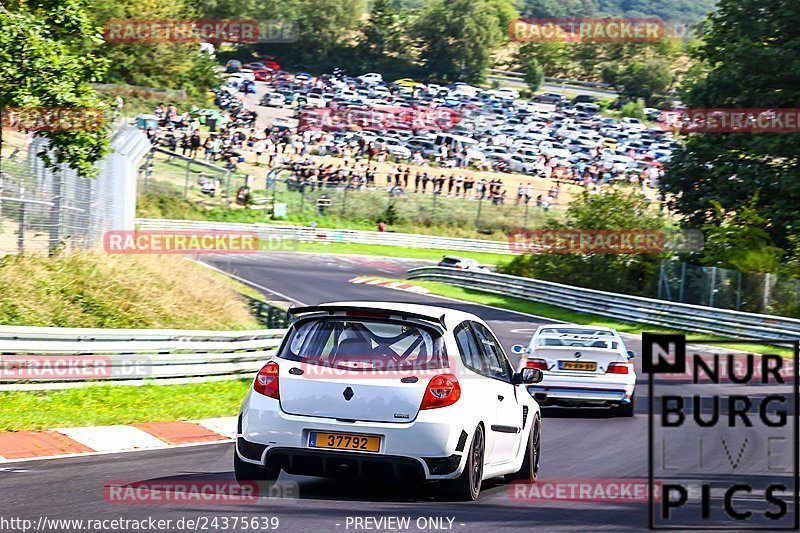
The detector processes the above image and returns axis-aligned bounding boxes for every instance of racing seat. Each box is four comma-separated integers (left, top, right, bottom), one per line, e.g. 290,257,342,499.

330,338,380,368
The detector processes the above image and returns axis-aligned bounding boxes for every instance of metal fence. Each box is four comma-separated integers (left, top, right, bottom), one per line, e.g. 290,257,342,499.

0,325,284,391
140,147,244,204
135,218,513,254
657,260,800,317
138,148,567,235
407,266,800,341
0,124,149,255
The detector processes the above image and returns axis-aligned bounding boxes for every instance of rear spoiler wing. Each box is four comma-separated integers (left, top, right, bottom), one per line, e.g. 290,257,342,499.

287,305,448,330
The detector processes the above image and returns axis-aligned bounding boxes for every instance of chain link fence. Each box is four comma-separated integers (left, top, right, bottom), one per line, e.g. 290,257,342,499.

658,259,800,317
0,124,149,255
139,148,564,236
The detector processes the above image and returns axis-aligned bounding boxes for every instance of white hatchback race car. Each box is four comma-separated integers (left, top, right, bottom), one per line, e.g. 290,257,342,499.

513,325,637,417
236,301,543,500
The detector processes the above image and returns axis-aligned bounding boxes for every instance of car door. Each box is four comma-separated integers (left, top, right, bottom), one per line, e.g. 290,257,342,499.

470,322,522,466
453,322,499,462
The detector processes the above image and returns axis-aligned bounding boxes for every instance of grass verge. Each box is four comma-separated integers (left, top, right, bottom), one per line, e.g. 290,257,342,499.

398,279,794,357
0,380,250,431
0,252,260,329
290,241,512,265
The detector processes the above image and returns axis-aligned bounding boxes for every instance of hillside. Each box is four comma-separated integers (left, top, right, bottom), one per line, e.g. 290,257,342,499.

516,0,715,25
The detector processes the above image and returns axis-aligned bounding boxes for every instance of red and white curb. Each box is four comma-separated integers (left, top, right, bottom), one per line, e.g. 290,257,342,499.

0,417,236,462
349,276,430,294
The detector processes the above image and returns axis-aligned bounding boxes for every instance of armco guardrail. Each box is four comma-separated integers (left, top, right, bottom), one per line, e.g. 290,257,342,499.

490,69,614,89
135,218,512,255
0,326,285,391
407,267,800,341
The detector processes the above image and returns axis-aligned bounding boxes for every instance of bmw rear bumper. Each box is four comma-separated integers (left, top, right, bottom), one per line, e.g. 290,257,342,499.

527,374,635,405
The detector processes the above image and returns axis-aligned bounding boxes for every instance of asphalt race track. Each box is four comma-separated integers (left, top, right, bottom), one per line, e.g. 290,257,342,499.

1,252,795,532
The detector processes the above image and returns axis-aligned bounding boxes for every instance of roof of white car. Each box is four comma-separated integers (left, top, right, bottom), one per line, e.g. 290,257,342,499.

537,324,617,334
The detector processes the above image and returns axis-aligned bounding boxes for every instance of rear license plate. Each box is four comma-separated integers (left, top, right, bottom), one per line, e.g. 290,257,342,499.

308,432,381,453
559,361,597,371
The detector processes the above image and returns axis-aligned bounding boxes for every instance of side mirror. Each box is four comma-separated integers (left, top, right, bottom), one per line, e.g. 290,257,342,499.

510,344,527,355
627,350,636,359
514,368,543,385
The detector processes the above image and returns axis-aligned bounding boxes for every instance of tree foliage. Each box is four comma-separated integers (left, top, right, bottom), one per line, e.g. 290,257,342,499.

660,0,800,250
412,0,514,84
524,56,544,92
501,188,667,295
516,36,683,87
700,200,785,273
518,0,715,25
1,0,110,176
86,0,220,96
603,56,673,105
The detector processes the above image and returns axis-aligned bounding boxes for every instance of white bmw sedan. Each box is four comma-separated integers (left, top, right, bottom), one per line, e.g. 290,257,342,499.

514,325,637,417
236,302,543,500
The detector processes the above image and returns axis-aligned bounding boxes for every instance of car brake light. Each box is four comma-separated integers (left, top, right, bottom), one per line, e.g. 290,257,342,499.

420,374,461,410
607,362,629,374
253,362,280,399
525,359,548,370
345,310,391,319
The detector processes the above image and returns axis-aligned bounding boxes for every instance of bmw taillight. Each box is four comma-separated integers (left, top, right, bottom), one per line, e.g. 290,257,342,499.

606,362,630,374
253,362,280,399
420,374,461,410
525,358,548,371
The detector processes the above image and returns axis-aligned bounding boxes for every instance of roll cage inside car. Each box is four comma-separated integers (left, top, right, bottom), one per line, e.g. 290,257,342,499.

282,308,448,371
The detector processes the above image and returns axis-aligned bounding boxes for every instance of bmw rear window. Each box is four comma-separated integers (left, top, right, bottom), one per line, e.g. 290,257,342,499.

279,317,447,371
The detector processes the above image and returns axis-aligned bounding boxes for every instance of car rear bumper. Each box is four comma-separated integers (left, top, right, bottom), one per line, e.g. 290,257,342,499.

527,375,635,404
237,393,469,480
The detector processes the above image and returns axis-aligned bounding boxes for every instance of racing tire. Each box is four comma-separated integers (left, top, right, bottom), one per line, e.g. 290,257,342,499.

446,425,485,501
614,395,635,417
505,415,541,482
234,449,280,485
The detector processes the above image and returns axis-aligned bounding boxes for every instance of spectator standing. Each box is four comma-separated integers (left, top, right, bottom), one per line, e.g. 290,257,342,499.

253,138,266,165
189,131,201,158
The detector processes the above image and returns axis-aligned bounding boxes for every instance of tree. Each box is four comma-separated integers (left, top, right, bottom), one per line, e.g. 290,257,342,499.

1,0,109,177
700,200,784,273
86,0,218,97
619,101,645,119
500,188,668,295
518,0,594,18
660,0,800,250
359,0,404,59
524,57,544,92
292,0,364,67
516,42,571,78
412,0,513,84
603,57,673,105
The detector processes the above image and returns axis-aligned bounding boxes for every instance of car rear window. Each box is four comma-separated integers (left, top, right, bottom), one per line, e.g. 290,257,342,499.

537,337,617,349
279,318,447,371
